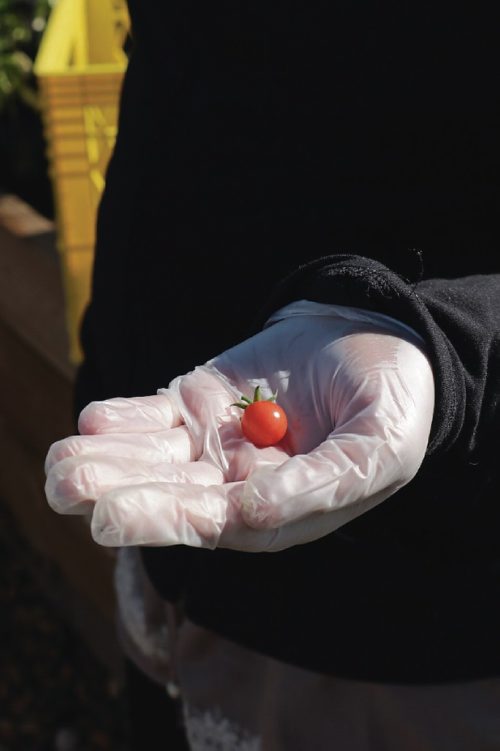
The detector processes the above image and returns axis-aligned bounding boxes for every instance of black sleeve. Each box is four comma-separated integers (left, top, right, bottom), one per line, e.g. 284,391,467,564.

255,254,500,458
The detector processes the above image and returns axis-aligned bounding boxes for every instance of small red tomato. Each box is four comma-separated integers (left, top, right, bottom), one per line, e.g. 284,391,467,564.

233,386,288,447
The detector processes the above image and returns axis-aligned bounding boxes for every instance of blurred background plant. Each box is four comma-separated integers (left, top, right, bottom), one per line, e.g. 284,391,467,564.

0,0,54,111
0,0,56,217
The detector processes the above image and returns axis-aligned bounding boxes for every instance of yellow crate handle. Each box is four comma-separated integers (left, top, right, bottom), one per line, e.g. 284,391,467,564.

34,0,129,75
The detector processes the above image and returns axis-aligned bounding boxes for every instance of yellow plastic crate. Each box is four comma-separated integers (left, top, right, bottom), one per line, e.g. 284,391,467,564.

34,0,129,362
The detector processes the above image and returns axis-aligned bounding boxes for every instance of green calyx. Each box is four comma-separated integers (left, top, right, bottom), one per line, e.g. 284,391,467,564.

231,385,278,410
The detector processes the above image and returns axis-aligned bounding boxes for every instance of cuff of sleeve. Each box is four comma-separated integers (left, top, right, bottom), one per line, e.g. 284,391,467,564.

255,254,465,455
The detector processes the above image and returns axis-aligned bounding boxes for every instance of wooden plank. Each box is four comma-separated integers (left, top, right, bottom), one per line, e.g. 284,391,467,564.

0,316,75,455
0,194,54,236
0,412,116,622
0,207,122,673
0,221,75,379
0,413,121,672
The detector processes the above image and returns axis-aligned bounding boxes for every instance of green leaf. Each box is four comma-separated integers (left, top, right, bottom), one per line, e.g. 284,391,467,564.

231,401,249,410
0,0,53,110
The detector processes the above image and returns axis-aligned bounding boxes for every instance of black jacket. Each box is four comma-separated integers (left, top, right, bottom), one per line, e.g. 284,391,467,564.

76,1,500,682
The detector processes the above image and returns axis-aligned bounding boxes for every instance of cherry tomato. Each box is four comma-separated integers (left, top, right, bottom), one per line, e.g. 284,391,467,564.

233,386,288,447
241,401,288,447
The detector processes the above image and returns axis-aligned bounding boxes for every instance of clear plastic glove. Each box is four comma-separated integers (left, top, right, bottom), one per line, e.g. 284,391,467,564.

45,301,435,553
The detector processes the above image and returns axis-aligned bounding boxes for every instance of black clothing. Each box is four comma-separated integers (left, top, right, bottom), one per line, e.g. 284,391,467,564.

124,660,189,750
76,1,500,683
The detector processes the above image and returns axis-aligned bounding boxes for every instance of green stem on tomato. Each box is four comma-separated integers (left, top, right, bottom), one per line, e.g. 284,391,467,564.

232,386,279,411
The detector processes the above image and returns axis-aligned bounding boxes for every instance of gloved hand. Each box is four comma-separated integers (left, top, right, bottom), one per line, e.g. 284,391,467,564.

45,301,435,552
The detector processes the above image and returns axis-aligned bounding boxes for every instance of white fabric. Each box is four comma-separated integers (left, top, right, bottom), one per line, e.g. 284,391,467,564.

176,620,500,751
113,546,171,685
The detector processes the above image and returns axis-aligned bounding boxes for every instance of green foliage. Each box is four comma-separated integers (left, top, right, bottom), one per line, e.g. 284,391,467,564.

0,0,54,112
